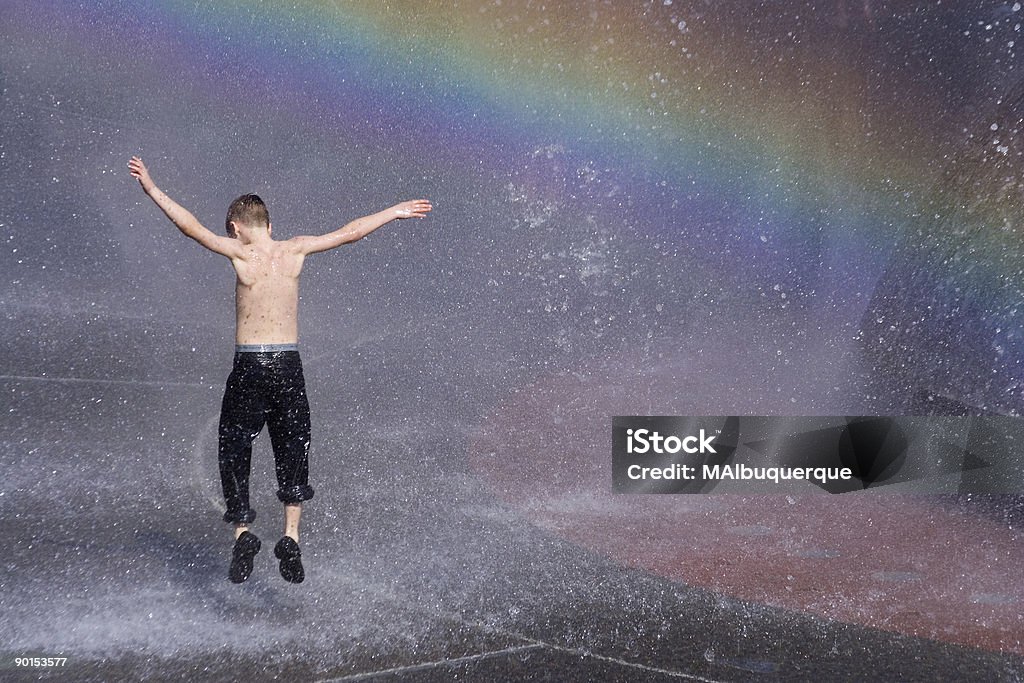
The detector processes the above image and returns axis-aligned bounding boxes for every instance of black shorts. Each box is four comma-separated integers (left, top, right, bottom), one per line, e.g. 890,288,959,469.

217,348,315,524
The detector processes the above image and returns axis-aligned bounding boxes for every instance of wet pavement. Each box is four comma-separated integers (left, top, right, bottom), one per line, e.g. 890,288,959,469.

1,310,1022,682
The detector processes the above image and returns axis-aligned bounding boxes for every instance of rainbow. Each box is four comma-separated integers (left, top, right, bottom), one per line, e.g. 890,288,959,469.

11,0,1023,407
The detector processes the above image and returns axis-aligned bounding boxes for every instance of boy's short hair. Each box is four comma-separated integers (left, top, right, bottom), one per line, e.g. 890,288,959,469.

226,194,270,234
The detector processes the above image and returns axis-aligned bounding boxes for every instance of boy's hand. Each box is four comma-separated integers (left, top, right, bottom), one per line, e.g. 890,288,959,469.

128,156,155,193
392,200,432,219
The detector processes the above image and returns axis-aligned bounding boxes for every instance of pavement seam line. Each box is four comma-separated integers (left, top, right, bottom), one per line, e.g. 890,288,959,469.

314,643,547,681
527,639,724,681
0,373,208,387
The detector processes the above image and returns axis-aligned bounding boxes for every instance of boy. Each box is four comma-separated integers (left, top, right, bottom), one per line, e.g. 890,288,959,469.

128,156,431,583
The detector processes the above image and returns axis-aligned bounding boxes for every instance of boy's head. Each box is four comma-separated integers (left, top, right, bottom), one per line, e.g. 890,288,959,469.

226,194,270,238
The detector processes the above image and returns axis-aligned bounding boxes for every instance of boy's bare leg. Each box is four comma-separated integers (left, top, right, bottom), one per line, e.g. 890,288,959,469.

234,523,250,540
275,504,305,583
284,503,301,542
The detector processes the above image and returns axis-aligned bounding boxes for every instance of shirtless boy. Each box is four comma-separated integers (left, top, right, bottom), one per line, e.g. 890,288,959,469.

129,156,431,584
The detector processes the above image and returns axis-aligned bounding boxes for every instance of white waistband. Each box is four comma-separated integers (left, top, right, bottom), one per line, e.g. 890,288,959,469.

235,343,299,353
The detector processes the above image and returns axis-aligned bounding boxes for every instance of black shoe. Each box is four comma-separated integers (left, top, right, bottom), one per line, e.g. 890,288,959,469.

274,536,304,583
229,531,261,584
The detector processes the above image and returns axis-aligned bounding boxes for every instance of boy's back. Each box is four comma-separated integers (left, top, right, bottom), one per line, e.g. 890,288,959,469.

231,238,304,345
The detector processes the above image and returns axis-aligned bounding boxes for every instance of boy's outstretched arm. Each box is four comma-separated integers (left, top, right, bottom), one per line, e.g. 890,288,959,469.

290,200,432,255
128,156,242,258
